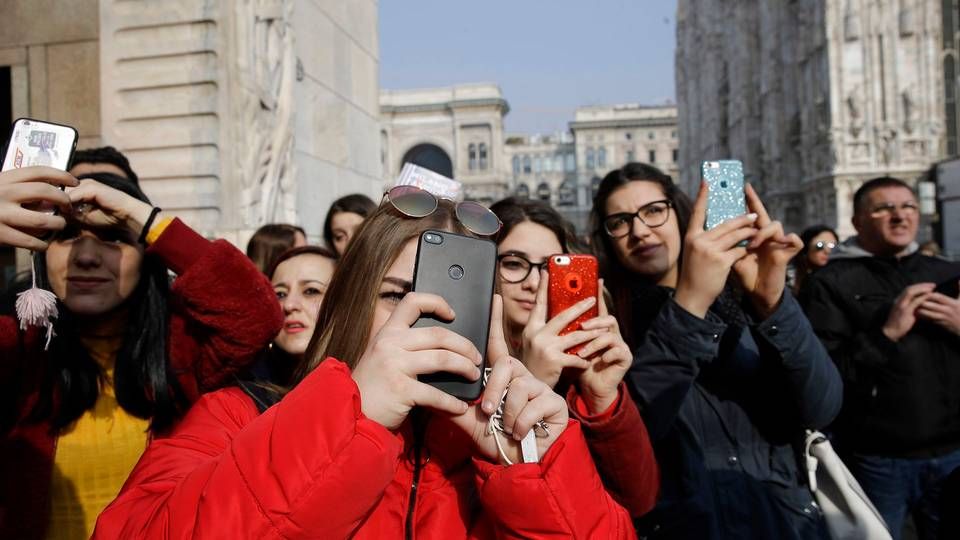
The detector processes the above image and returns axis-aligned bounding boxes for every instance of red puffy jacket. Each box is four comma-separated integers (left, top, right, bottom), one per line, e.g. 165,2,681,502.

0,219,284,539
94,360,636,539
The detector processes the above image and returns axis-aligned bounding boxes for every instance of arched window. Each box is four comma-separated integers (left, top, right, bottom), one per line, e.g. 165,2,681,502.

468,143,477,170
516,183,530,198
479,143,488,170
598,147,607,168
558,179,577,206
523,155,532,174
586,149,595,170
402,144,453,177
512,156,521,174
536,182,551,201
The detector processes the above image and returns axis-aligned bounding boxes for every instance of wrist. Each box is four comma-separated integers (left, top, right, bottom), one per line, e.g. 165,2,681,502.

881,324,903,343
749,291,782,320
126,201,156,236
580,387,617,415
674,287,709,319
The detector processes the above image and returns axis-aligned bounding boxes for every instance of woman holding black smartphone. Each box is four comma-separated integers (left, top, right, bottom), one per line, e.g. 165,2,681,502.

94,188,634,538
0,167,282,540
590,162,842,539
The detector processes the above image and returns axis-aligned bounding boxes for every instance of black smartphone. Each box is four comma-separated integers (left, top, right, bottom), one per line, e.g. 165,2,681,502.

934,274,960,298
412,230,497,401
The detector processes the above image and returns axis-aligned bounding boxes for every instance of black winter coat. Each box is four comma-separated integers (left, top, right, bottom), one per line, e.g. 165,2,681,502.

627,291,841,540
801,249,960,457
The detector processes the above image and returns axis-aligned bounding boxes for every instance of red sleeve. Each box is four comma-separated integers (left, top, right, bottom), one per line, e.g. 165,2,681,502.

92,360,403,540
567,383,659,517
148,219,284,399
471,421,637,539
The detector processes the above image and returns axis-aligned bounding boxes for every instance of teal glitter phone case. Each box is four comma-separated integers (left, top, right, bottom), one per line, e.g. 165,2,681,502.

702,160,747,230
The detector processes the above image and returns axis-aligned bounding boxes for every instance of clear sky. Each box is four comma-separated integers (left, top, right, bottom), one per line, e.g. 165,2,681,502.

379,0,677,135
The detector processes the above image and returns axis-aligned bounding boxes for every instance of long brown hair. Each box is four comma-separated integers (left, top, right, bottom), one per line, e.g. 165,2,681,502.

294,201,468,385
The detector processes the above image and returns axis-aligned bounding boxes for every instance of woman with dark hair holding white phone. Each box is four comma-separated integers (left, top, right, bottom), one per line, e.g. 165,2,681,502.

0,166,282,540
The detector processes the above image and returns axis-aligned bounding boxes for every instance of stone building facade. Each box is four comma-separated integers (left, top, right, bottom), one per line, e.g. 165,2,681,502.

380,83,510,204
1,0,381,258
570,104,680,191
676,0,945,237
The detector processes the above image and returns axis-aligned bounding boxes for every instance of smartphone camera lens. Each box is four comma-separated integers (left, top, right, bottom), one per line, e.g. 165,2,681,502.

424,233,443,245
448,265,464,280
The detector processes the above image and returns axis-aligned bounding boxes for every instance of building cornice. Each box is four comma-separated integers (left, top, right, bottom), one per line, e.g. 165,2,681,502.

382,98,510,116
569,117,677,130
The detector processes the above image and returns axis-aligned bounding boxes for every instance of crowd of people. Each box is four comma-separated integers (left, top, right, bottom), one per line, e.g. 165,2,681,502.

0,146,958,539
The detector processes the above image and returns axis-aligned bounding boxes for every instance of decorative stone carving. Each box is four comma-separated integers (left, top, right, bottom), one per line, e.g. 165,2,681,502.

847,84,865,137
236,0,297,227
844,1,860,41
899,2,915,36
902,85,919,134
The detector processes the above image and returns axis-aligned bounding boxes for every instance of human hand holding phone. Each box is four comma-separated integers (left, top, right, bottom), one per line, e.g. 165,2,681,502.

0,166,77,250
674,181,758,319
448,295,568,464
351,291,482,431
732,183,804,318
573,280,633,414
520,269,600,388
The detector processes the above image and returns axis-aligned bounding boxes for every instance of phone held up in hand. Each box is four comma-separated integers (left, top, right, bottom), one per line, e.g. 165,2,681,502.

2,118,78,173
702,159,747,231
412,230,497,401
2,118,79,216
547,254,599,355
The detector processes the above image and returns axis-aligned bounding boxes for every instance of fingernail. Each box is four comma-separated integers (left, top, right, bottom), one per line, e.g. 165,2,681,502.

747,213,758,221
583,296,596,306
474,368,482,379
482,401,493,413
513,431,523,441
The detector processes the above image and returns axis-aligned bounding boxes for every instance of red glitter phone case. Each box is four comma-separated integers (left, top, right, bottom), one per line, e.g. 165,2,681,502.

547,254,599,354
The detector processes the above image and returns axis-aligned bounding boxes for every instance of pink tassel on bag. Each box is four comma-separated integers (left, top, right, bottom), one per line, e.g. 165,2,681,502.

15,255,58,349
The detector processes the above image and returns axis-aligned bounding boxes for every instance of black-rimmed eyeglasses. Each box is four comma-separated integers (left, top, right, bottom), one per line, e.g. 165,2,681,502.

602,200,672,238
497,253,548,284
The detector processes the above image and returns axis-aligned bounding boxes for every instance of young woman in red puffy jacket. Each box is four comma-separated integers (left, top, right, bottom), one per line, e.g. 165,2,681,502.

0,167,283,539
93,191,636,539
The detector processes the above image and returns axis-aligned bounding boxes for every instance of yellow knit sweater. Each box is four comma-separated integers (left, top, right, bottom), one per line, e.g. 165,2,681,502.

46,330,149,540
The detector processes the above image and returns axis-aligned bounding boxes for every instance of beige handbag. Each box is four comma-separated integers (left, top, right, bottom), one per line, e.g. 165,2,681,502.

804,431,892,540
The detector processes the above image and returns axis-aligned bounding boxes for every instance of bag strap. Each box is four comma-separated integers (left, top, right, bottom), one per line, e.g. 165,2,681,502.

804,429,828,492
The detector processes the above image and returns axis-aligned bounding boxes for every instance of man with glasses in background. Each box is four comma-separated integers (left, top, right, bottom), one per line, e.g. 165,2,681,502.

802,176,960,540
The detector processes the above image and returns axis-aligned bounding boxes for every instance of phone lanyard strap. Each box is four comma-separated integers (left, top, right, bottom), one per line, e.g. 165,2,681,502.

483,368,550,465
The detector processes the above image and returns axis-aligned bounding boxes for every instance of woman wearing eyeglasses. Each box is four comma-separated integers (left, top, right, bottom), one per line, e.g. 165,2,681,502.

488,196,659,518
94,187,635,539
789,225,838,295
589,163,842,540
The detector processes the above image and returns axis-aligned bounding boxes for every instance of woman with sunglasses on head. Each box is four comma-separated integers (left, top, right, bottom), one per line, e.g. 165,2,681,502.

94,186,634,539
788,225,838,296
0,167,282,540
590,163,842,539
489,196,659,517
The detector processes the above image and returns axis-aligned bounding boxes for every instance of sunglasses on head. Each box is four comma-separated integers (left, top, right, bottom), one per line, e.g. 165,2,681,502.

384,185,502,236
